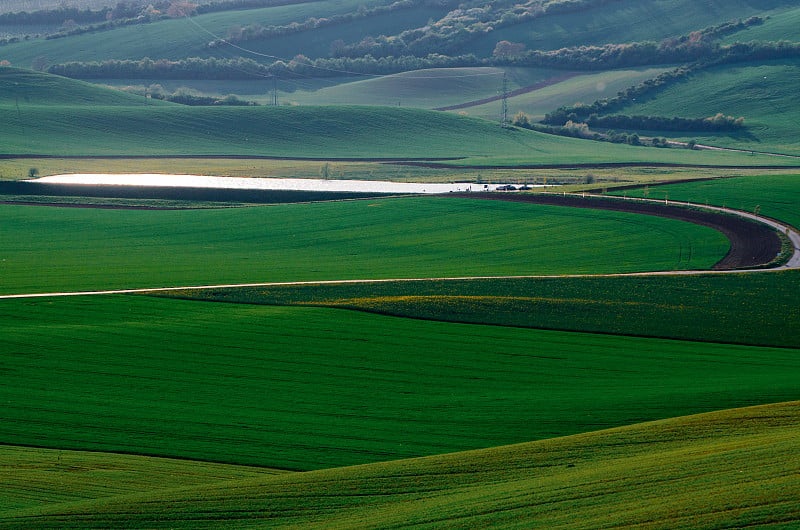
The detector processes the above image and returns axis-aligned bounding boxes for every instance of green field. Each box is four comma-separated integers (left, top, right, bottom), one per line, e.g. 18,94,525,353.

0,197,729,295
0,67,171,106
466,0,797,56
0,0,390,66
2,1,799,524
4,67,799,166
461,67,671,121
4,402,797,528
286,67,559,108
1,294,798,471
164,269,800,349
620,59,800,155
722,6,800,43
0,444,280,514
610,173,800,228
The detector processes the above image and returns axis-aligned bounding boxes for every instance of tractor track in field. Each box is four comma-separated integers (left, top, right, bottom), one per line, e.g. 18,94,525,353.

0,193,797,300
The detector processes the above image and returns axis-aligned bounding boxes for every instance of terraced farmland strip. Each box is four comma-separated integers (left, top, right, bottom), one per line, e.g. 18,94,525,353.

1,295,798,470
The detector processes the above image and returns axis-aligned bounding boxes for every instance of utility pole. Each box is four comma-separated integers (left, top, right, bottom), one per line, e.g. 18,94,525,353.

500,72,508,127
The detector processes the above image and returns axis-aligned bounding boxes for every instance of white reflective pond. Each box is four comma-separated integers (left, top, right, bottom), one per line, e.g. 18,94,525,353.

32,174,529,194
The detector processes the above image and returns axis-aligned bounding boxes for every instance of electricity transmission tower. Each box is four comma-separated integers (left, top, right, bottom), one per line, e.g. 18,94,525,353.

500,73,509,127
270,76,278,106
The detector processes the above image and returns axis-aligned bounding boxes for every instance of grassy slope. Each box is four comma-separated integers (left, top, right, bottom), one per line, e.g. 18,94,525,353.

0,66,168,106
1,68,796,165
1,103,794,166
722,5,800,43
466,0,798,55
4,0,793,67
4,401,799,528
0,445,282,514
0,0,389,66
619,59,800,155
461,67,671,121
0,197,729,295
1,294,798,471
287,67,559,108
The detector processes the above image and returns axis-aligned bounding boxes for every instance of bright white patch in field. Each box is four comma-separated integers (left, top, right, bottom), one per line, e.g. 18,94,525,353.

32,174,516,194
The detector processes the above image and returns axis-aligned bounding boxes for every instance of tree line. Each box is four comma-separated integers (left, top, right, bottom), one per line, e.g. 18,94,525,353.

45,37,800,81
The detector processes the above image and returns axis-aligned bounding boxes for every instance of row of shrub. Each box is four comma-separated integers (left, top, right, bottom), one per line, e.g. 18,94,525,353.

513,112,684,147
209,0,424,48
46,53,483,79
543,40,800,125
332,0,624,58
585,113,745,132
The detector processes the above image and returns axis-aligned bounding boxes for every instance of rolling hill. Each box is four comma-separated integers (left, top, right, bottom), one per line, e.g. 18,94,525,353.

3,401,798,528
2,67,797,166
618,58,800,155
1,0,799,526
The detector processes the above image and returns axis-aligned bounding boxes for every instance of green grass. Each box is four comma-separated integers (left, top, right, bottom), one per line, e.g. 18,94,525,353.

12,401,799,528
164,269,800,349
287,67,560,108
0,0,390,66
2,68,798,166
722,5,800,43
1,294,798,471
461,67,671,121
0,197,729,295
3,402,797,528
0,66,168,106
2,102,795,166
620,59,800,155
0,445,281,514
465,0,797,56
609,173,800,229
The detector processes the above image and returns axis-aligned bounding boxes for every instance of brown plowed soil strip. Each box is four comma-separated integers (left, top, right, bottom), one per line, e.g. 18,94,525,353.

448,193,781,270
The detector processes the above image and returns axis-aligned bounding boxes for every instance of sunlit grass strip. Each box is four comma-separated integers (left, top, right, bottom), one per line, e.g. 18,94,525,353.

0,444,282,514
4,402,799,528
163,269,800,348
1,295,799,470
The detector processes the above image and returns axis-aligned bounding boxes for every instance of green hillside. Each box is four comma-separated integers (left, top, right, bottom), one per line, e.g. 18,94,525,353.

461,67,670,120
287,67,558,108
1,295,798,470
0,66,167,106
1,69,796,165
465,0,798,56
0,445,281,514
620,59,800,155
722,6,800,43
3,402,798,528
0,0,390,66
